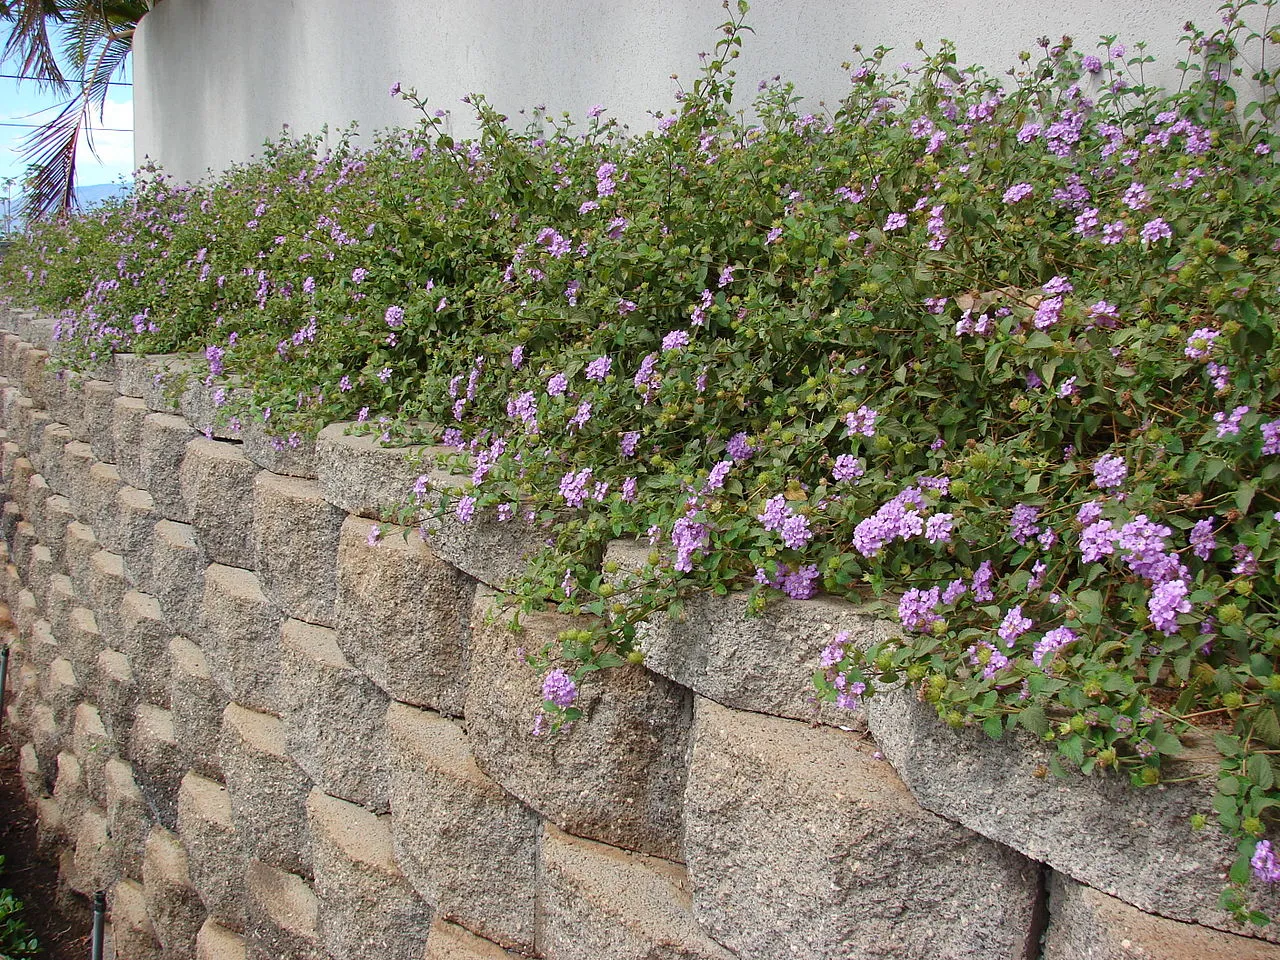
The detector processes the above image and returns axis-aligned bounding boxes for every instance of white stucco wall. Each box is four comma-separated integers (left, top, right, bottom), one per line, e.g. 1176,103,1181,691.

134,0,1232,184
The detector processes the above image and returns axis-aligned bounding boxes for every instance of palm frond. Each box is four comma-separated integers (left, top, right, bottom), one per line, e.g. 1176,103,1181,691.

0,0,70,91
19,94,82,218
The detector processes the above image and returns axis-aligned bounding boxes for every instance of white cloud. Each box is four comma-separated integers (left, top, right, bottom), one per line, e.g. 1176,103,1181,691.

75,95,134,185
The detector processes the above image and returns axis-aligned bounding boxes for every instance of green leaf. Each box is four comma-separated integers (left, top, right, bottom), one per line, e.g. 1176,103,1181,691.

1248,753,1275,791
982,714,1005,739
1018,704,1049,737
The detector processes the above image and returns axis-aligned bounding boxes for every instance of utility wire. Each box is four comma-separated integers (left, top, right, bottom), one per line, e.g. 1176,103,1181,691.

0,73,131,85
0,121,132,131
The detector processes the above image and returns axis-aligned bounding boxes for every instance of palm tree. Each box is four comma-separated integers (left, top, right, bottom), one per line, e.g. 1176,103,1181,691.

0,1,152,219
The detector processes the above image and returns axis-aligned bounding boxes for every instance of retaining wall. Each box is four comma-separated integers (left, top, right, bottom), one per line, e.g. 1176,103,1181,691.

1,305,1279,960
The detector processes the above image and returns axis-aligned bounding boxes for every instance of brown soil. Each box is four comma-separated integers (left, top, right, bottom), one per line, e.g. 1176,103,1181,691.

0,731,92,959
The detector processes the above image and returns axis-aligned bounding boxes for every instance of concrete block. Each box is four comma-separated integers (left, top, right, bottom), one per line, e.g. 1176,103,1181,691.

869,686,1280,939
83,379,118,463
219,703,311,876
6,663,40,742
306,789,433,960
201,564,281,713
417,467,541,592
9,518,35,575
36,424,72,494
97,647,138,746
196,919,248,960
60,440,96,511
12,588,38,640
466,590,690,859
68,805,119,896
45,373,82,437
423,919,523,960
142,826,207,960
83,460,124,545
39,497,75,569
151,519,206,638
141,413,197,521
130,703,182,831
112,486,158,587
252,473,343,626
87,548,128,642
385,703,537,950
180,438,257,568
32,705,64,781
26,543,54,609
115,352,170,400
35,794,63,856
687,697,1042,960
334,517,472,713
71,703,111,800
62,606,103,687
142,355,198,414
64,519,99,596
112,395,150,488
26,617,57,672
315,422,428,520
45,655,81,731
1042,871,1280,959
0,501,19,549
17,405,50,458
19,742,46,802
178,771,246,931
120,590,173,707
239,415,316,478
170,637,228,781
244,861,327,960
23,472,50,528
179,379,244,441
111,878,164,960
19,346,49,406
41,572,77,644
105,757,149,882
52,750,88,843
539,824,734,960
280,619,389,810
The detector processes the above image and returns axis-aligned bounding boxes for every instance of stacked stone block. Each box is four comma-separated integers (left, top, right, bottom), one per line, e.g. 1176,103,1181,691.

1,308,1278,960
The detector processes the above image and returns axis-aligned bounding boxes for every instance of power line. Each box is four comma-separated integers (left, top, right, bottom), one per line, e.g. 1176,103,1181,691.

0,121,132,131
0,73,131,85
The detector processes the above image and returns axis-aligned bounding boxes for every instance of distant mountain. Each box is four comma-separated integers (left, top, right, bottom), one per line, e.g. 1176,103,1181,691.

76,183,130,207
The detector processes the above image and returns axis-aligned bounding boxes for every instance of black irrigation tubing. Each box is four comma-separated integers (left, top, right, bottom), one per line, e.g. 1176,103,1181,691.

0,645,8,732
91,890,106,960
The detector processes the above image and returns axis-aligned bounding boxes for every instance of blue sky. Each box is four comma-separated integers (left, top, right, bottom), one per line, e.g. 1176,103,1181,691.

0,54,134,193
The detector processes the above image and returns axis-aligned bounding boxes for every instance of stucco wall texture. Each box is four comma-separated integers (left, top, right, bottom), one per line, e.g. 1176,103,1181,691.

134,0,1231,184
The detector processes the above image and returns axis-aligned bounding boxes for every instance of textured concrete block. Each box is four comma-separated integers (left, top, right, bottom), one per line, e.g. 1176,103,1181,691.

280,619,389,810
63,605,103,683
71,703,111,800
83,379,119,463
151,519,206,638
115,352,174,400
688,697,1042,960
35,424,72,494
18,742,45,802
219,703,311,876
26,544,54,612
386,703,537,950
64,519,99,596
869,686,1280,939
111,878,164,960
170,637,228,781
466,590,690,859
97,647,137,746
105,758,149,882
43,572,77,641
44,656,81,732
52,750,88,843
9,519,36,576
307,789,432,960
315,422,428,520
19,346,49,406
83,460,124,545
539,824,734,960
1042,871,1280,959
143,355,198,414
142,413,197,521
112,485,158,587
244,861,327,960
87,548,128,642
253,473,343,626
60,440,96,510
239,416,316,478
334,517,472,713
196,919,248,960
68,805,119,896
23,472,50,528
201,564,281,713
35,794,64,856
130,704,182,831
120,590,173,707
112,395,150,488
180,438,257,568
143,826,207,960
179,379,244,441
0,501,19,550
418,467,541,591
423,919,523,960
12,588,38,640
178,771,246,930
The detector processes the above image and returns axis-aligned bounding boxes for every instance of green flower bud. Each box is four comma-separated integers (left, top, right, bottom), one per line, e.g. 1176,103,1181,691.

1220,603,1244,625
945,710,965,729
1190,813,1207,830
1139,767,1160,785
1223,691,1245,710
1069,713,1087,734
1244,816,1264,836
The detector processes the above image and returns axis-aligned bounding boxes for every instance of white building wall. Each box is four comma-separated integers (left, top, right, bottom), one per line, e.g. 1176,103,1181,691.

134,0,1230,184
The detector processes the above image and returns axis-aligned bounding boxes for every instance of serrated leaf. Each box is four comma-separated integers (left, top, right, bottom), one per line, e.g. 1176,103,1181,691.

1248,753,1275,790
1018,704,1049,737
